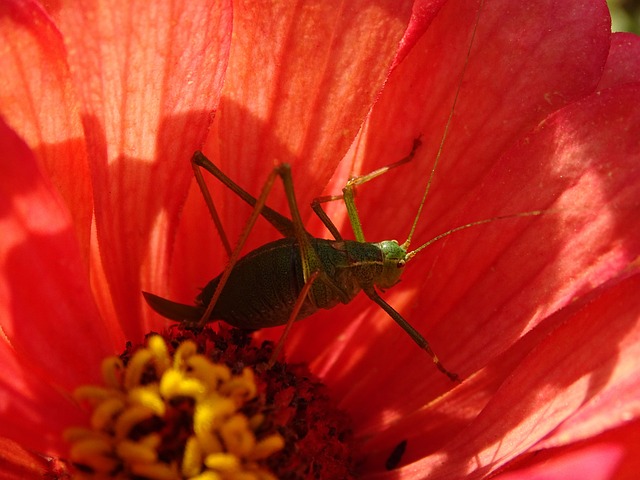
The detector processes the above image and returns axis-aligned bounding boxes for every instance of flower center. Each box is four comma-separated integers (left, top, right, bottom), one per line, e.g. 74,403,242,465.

64,327,355,479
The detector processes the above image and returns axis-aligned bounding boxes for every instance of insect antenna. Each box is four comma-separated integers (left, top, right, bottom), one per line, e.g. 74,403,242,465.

406,210,546,260
401,0,484,251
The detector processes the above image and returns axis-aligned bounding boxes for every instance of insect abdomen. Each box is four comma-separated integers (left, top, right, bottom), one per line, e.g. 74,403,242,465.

145,237,385,329
199,238,314,329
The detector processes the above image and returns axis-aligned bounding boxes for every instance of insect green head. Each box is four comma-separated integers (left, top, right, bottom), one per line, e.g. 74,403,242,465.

376,240,409,289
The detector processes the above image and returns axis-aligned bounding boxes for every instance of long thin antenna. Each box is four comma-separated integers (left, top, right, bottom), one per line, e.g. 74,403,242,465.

407,210,545,260
403,0,485,250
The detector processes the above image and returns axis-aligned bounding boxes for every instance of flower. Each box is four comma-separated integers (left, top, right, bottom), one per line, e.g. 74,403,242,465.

1,0,640,479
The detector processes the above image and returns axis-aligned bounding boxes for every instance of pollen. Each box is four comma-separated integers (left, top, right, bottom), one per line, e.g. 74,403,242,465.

64,327,356,479
65,334,283,479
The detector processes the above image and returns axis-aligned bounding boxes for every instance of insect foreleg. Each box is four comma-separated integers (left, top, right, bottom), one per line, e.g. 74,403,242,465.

363,287,459,382
344,138,423,242
311,138,422,243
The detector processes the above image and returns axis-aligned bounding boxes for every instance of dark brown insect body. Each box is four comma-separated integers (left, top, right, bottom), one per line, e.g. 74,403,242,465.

144,236,406,330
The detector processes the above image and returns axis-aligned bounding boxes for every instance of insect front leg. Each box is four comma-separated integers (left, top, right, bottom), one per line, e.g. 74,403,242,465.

311,138,422,243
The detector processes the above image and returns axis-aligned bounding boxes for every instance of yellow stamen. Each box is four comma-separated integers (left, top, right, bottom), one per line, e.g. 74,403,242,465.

219,368,258,404
248,414,265,431
194,395,236,436
160,368,206,399
124,348,154,390
189,472,223,480
249,435,286,461
116,439,157,463
66,335,284,478
73,385,115,405
187,355,231,389
128,385,166,415
173,340,198,368
219,414,255,457
181,436,203,477
90,397,125,430
69,436,117,473
101,356,124,389
148,334,171,374
113,404,156,440
204,452,240,471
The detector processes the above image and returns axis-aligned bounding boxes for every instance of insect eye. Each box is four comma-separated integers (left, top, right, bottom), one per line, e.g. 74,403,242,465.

397,259,406,268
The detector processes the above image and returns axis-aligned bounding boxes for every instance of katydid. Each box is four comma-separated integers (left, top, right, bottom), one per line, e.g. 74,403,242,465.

143,143,464,380
143,145,540,381
143,0,540,381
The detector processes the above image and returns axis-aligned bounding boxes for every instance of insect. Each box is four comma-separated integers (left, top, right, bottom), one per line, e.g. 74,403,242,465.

143,140,465,381
143,0,540,381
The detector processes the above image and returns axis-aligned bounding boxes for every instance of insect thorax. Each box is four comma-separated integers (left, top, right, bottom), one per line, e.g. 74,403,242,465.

316,239,405,294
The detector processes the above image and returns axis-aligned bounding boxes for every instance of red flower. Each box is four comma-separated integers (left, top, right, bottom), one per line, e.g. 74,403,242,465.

1,0,640,478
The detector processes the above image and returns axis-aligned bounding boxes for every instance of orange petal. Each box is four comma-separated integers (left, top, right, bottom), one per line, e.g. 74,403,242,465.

495,419,640,480
202,0,414,238
0,0,92,257
49,0,233,339
289,0,615,384
0,119,116,388
0,435,50,479
353,0,611,242
0,337,86,461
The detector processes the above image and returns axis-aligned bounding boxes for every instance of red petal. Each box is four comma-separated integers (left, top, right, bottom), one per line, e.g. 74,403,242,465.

359,269,640,477
0,436,49,479
328,81,640,438
598,32,640,90
49,1,233,339
0,119,116,389
0,337,85,459
496,445,623,480
392,0,448,66
495,419,640,480
446,271,640,476
289,0,615,376
354,0,611,241
0,0,92,256
198,0,414,248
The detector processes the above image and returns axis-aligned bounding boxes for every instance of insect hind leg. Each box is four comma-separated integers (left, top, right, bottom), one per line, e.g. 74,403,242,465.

192,151,299,241
193,154,324,332
195,160,289,326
